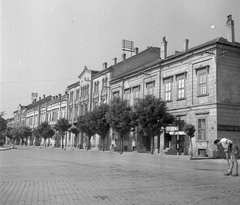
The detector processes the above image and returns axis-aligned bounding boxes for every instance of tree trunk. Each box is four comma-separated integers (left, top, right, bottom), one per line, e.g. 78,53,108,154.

190,136,193,159
64,132,67,149
151,136,154,155
87,136,91,150
120,137,124,154
102,137,105,151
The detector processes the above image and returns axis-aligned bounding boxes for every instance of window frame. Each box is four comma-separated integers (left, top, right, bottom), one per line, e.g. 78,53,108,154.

133,86,140,105
176,75,186,100
146,81,155,96
196,66,209,97
197,117,207,141
164,77,173,102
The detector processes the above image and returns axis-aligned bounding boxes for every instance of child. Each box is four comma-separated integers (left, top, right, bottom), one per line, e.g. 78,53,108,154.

214,138,239,176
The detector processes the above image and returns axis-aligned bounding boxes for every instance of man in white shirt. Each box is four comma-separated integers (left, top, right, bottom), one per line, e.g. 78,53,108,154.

214,138,239,176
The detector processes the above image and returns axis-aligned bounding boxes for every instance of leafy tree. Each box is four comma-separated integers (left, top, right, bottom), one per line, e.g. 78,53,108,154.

17,126,32,146
132,95,174,155
54,118,71,149
68,122,79,148
183,123,196,159
37,122,55,147
106,97,132,154
5,127,18,148
32,127,41,146
77,112,97,150
92,103,110,151
0,116,7,145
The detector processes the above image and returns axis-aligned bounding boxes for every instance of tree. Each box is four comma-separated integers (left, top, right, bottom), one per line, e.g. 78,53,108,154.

68,122,80,148
0,116,7,146
17,126,32,146
37,122,55,147
5,127,18,148
77,112,97,150
183,123,196,159
132,95,174,155
32,127,41,146
54,118,71,149
92,103,110,151
106,97,132,154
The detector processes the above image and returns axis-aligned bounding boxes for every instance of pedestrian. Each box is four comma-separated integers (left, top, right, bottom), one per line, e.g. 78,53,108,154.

214,138,239,176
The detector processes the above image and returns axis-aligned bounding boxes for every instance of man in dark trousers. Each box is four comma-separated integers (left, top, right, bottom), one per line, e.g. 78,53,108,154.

214,138,239,176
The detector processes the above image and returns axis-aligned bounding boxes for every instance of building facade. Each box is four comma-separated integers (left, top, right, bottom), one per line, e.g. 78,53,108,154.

7,15,240,158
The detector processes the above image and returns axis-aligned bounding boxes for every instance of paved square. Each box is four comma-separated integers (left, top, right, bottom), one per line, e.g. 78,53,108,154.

0,147,239,205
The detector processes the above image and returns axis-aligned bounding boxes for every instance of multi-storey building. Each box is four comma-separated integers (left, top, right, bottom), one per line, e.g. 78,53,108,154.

7,15,239,158
109,47,161,152
106,15,240,157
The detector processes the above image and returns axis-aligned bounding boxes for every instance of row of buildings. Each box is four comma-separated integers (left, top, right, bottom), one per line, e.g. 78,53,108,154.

7,15,240,158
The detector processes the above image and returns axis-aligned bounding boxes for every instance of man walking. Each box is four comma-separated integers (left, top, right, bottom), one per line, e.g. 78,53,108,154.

214,138,239,176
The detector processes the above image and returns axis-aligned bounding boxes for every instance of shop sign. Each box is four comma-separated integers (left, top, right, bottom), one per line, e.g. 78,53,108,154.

166,126,179,132
217,125,240,132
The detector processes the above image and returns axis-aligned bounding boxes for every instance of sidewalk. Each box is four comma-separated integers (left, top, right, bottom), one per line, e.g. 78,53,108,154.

0,146,11,151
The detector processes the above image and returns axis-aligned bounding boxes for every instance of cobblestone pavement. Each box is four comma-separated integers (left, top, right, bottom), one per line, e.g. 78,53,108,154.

0,146,239,205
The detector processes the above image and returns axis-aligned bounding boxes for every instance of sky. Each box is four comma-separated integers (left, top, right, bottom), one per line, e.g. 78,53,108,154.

1,0,240,119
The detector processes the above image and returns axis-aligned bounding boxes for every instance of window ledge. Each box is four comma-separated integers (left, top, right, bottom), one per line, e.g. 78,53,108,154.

197,94,209,97
196,140,209,142
165,100,173,103
176,98,186,101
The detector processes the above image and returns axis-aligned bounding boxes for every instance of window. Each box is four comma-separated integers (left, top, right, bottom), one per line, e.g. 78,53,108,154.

124,89,130,106
76,89,79,99
75,106,79,118
80,105,84,116
70,91,74,101
198,72,207,95
197,118,206,140
196,66,209,96
113,91,119,98
164,79,172,101
133,86,140,105
93,101,98,110
146,82,154,95
177,76,185,99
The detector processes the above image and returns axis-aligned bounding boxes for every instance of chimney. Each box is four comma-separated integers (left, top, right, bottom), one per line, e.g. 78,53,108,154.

135,47,139,55
102,62,107,70
122,53,126,61
43,94,45,98
112,58,117,65
183,39,189,52
226,15,235,43
39,97,41,100
161,37,167,59
58,94,61,98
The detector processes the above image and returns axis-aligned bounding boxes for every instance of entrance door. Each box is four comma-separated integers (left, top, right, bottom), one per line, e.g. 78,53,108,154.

179,135,185,153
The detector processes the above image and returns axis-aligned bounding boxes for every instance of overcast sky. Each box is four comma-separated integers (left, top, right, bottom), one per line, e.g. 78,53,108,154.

1,0,240,119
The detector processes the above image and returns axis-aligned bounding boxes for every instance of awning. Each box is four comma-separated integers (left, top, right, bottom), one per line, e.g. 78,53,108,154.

169,131,186,135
